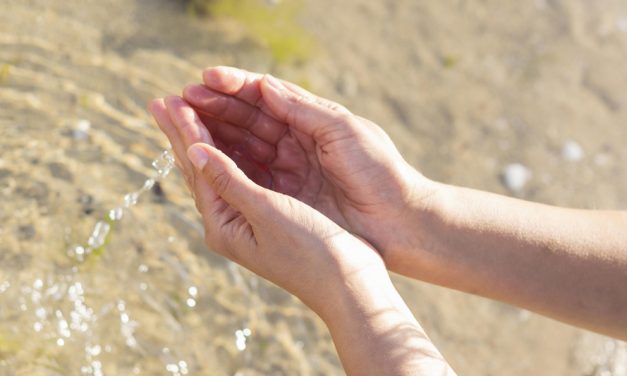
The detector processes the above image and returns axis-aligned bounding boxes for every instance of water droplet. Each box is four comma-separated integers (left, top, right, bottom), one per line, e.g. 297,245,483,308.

178,360,189,375
87,221,110,249
187,286,197,297
35,307,46,319
108,207,124,221
33,279,43,289
33,322,43,332
123,192,139,208
142,178,156,191
166,363,180,374
0,281,10,294
235,328,251,351
152,150,175,178
186,298,196,308
86,344,102,356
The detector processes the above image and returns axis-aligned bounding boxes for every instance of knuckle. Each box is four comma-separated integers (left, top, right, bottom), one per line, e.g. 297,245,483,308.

319,99,350,114
216,96,231,117
331,113,359,133
243,107,261,129
286,94,313,122
208,168,232,196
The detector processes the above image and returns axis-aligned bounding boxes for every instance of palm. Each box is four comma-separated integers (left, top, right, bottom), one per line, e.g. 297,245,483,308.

206,118,352,228
183,70,411,241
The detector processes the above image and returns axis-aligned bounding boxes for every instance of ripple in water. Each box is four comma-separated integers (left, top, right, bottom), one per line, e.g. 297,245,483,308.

0,150,201,375
68,150,175,262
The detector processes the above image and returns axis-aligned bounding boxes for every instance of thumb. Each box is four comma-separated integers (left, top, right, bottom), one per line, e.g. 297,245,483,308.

260,74,353,137
187,143,267,217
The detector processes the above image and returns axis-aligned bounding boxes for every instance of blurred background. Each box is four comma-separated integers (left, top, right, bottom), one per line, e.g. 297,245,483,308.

0,0,626,375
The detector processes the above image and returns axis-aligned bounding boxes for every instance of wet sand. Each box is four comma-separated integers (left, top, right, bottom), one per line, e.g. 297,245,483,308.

0,0,626,375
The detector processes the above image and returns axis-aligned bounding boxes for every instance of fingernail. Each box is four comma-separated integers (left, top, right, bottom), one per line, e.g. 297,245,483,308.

265,74,284,91
205,66,245,87
187,144,209,170
223,66,246,81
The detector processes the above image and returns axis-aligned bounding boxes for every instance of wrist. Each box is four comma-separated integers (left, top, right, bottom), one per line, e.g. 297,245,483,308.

383,171,456,278
318,259,452,375
318,262,412,325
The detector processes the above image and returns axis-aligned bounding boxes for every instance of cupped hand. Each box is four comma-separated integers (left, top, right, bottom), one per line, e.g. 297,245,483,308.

148,96,388,317
181,67,438,261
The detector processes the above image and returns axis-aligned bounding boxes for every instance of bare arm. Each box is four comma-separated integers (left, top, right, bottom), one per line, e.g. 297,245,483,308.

166,66,625,369
149,95,456,376
321,259,455,376
386,181,627,339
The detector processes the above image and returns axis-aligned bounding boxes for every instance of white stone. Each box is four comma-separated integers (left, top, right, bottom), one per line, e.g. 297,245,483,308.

501,163,531,192
73,119,91,140
562,140,584,162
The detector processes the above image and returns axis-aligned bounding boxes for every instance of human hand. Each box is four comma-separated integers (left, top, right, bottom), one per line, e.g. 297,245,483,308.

181,67,439,265
149,96,454,375
148,96,389,318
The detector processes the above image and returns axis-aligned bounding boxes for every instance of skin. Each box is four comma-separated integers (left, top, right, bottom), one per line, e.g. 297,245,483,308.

150,66,627,373
148,95,454,375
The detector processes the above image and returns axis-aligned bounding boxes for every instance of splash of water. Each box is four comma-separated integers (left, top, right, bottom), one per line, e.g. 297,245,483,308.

67,150,175,261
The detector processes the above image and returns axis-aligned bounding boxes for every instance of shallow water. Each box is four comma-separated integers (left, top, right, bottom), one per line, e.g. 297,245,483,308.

1,0,626,375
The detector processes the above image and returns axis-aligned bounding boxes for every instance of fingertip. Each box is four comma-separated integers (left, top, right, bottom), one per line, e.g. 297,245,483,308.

262,74,285,92
203,66,246,94
164,95,184,108
187,143,211,170
259,75,289,121
182,84,208,104
182,84,197,99
148,98,165,113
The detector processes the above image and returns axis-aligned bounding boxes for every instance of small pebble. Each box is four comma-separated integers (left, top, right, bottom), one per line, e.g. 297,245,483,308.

73,119,91,141
78,194,95,215
47,162,74,182
17,224,36,241
562,140,584,162
501,163,531,192
151,181,166,203
0,168,10,180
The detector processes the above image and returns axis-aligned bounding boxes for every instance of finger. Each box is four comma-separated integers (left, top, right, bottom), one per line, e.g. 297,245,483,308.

281,81,351,115
183,84,287,144
187,155,251,262
148,98,194,176
164,96,213,148
202,66,264,105
259,74,355,138
197,113,277,164
203,66,349,114
187,143,269,219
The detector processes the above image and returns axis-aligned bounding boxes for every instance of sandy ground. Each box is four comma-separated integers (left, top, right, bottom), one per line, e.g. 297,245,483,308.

0,0,626,374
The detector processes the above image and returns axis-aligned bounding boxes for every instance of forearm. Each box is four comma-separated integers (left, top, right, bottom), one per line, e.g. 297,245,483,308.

388,181,627,339
320,269,455,376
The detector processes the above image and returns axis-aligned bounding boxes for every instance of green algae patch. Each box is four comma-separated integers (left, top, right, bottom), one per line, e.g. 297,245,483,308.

442,54,460,69
0,64,11,84
189,0,316,65
0,333,20,359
